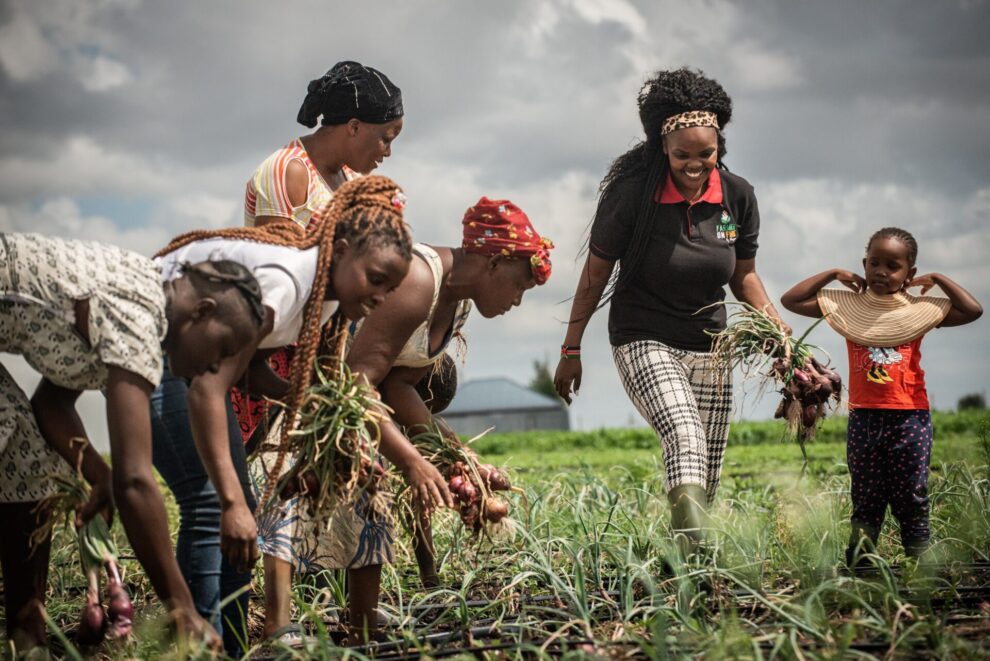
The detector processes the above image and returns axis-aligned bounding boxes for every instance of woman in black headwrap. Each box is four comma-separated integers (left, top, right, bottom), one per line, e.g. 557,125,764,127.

553,69,788,559
247,60,405,228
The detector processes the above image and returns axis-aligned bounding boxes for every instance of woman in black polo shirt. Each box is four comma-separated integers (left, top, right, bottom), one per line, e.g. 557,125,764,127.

554,68,787,554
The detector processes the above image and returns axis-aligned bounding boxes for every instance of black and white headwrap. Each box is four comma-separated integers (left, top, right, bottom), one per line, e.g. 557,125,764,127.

297,61,404,128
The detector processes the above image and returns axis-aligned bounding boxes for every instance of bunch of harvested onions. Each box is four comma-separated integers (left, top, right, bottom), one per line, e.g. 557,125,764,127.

708,303,842,462
33,468,132,645
271,360,393,523
403,427,518,534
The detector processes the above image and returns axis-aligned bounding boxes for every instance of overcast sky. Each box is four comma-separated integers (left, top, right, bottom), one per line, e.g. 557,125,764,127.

2,0,988,450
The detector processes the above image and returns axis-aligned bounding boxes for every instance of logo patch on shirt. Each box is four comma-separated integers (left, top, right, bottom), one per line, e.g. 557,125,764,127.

716,210,737,243
865,346,903,384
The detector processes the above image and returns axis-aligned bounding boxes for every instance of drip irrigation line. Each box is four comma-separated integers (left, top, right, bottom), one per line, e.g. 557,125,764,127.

380,579,990,620
254,618,990,661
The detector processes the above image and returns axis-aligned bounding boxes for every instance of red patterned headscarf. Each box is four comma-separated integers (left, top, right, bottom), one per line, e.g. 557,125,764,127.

462,197,554,285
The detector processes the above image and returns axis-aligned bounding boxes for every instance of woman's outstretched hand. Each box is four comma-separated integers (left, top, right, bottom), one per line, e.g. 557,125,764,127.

554,358,582,405
76,477,114,529
403,457,454,516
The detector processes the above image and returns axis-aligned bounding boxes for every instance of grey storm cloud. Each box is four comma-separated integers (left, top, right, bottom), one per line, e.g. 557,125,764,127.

1,0,988,448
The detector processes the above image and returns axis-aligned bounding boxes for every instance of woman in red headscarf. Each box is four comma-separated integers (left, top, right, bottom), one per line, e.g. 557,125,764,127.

299,197,553,641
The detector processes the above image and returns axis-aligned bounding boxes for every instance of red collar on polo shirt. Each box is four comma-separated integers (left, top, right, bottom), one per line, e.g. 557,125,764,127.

656,169,723,205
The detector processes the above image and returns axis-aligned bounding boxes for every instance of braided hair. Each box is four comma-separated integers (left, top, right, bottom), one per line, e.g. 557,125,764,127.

180,260,266,327
592,68,733,302
156,175,413,506
866,227,918,266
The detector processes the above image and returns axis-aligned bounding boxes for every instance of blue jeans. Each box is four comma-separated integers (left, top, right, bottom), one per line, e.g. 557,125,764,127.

150,365,256,656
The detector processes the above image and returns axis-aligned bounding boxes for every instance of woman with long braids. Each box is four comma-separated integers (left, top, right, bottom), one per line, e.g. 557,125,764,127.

150,176,450,653
0,232,265,652
554,69,788,556
224,60,403,647
234,59,403,447
234,60,403,448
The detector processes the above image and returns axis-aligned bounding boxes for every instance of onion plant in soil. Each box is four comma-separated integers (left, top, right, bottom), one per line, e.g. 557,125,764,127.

7,414,988,659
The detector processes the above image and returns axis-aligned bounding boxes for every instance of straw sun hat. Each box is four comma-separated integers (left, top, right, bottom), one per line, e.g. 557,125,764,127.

816,288,951,348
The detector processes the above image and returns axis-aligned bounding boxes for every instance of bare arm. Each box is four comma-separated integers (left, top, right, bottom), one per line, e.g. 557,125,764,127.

553,253,615,404
561,253,615,348
910,272,983,327
728,257,789,325
347,261,434,384
185,364,258,571
780,268,866,318
184,315,268,571
346,263,452,510
31,380,113,525
104,367,215,641
347,258,453,511
379,365,436,436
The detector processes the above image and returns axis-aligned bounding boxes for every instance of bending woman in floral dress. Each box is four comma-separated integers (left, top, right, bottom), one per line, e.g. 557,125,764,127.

0,232,264,652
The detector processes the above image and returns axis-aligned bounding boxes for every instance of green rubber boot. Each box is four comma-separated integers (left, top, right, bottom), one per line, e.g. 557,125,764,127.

667,484,708,559
902,537,930,560
845,521,879,570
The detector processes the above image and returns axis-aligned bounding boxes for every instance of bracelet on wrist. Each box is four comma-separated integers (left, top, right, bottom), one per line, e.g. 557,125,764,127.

560,345,581,360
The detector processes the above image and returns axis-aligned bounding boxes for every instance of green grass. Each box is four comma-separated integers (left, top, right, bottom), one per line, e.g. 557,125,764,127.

4,410,989,659
478,413,984,483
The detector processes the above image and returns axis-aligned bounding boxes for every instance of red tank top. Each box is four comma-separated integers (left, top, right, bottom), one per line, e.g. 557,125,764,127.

846,337,929,410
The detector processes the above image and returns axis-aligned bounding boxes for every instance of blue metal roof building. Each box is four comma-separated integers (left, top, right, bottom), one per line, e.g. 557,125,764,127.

440,377,570,436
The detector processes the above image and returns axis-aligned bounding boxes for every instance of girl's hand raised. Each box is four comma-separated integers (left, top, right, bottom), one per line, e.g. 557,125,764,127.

834,269,866,293
907,273,940,295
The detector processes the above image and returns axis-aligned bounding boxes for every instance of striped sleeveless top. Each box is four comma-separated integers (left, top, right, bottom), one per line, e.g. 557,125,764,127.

243,138,357,228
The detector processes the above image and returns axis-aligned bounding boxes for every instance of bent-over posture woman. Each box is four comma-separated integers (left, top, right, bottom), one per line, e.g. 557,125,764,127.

332,197,553,639
0,232,265,652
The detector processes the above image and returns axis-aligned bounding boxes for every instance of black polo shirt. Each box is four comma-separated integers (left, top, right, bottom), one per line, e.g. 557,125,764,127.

589,168,760,351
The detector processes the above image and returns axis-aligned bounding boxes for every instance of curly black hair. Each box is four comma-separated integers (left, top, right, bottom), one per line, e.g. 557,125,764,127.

593,68,733,299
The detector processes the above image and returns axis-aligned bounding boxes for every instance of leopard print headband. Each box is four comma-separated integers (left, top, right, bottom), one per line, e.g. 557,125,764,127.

661,110,720,136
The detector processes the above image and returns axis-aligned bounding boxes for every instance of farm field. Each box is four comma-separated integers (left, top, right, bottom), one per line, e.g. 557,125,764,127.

4,411,989,659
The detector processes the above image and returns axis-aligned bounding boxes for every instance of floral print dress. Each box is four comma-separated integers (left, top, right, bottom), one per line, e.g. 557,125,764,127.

0,233,166,502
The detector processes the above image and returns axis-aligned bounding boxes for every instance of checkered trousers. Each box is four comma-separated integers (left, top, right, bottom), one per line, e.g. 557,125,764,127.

612,340,732,502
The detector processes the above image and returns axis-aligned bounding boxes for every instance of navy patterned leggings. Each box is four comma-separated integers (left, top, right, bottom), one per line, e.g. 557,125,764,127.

847,409,933,544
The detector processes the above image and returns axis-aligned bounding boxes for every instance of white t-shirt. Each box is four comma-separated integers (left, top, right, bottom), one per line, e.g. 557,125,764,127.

155,238,337,349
